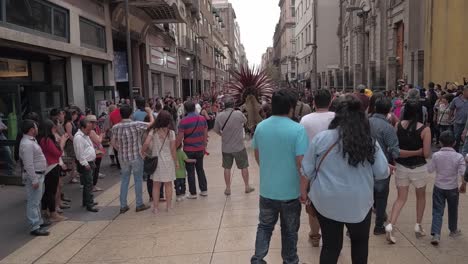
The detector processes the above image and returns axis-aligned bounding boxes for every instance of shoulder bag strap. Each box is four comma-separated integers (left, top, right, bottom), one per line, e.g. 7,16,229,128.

221,110,235,132
185,117,200,139
315,141,339,176
158,130,169,155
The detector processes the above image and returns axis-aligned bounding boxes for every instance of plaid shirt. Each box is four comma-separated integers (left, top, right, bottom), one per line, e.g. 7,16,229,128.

111,119,148,162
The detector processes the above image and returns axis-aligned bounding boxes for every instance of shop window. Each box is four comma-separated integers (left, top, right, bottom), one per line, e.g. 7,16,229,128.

79,17,106,51
3,0,68,40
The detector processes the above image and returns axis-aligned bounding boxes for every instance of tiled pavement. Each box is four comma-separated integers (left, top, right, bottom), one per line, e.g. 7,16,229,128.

1,132,468,264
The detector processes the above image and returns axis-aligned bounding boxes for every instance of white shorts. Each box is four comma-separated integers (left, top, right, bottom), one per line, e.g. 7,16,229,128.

395,163,428,188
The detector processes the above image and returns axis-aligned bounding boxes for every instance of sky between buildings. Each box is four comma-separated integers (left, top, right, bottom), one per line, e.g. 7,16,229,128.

229,0,280,68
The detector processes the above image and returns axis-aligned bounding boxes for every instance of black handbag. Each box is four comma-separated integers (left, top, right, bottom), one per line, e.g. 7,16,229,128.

143,130,169,176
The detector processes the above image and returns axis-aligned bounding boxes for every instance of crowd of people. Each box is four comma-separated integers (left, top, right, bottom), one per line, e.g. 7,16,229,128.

16,94,233,236
15,80,468,263
251,82,468,264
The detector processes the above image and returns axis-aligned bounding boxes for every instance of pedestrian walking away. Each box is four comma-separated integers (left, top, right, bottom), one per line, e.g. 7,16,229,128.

368,94,400,235
300,89,335,247
251,89,308,264
213,96,255,196
386,100,432,244
302,95,389,264
427,131,466,245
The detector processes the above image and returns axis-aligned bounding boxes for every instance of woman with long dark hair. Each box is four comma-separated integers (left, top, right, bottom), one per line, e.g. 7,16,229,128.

385,100,431,244
38,119,68,222
63,109,79,184
301,95,389,264
140,110,177,214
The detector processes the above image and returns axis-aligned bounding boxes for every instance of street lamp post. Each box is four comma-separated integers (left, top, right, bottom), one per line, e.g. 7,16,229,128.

124,0,134,105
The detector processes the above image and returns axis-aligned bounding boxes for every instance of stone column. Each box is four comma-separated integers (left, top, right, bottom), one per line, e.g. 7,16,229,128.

354,63,363,89
386,56,397,91
66,56,85,109
369,61,376,90
417,50,424,87
343,66,349,92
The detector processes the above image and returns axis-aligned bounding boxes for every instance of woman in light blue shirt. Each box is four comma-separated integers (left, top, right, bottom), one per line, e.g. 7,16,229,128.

301,95,389,264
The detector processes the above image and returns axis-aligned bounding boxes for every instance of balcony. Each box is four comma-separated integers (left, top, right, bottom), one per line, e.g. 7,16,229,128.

128,0,186,23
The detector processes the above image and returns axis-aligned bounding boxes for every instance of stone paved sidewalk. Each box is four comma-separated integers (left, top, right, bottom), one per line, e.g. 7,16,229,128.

1,132,468,264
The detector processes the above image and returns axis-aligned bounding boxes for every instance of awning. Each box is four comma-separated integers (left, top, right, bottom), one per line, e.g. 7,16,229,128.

129,0,186,23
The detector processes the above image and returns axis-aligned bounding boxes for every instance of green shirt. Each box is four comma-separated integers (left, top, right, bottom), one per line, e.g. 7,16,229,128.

176,149,188,179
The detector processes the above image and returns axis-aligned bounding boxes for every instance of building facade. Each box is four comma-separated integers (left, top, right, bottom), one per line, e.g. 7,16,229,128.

0,0,246,182
339,0,425,91
273,0,296,85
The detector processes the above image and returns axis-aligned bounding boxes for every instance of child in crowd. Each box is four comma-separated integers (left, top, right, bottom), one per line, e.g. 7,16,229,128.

427,131,466,245
175,144,196,201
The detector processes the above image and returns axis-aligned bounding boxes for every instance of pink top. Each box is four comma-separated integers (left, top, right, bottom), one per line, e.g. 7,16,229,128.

39,138,63,166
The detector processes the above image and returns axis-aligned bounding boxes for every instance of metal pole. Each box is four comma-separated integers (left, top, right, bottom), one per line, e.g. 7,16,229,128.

125,0,134,106
362,12,367,86
312,0,318,90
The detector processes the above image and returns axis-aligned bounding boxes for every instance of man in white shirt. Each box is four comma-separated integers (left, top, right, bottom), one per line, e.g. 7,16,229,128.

300,89,335,247
19,119,50,236
74,118,98,212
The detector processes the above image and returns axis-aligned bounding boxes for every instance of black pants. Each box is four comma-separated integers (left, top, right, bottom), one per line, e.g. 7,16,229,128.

186,151,207,195
317,210,372,264
93,157,102,186
147,180,164,199
174,178,186,196
373,176,390,228
77,162,96,208
41,165,60,212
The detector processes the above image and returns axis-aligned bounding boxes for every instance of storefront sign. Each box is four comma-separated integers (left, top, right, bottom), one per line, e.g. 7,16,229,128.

166,55,177,70
150,49,164,66
0,58,28,78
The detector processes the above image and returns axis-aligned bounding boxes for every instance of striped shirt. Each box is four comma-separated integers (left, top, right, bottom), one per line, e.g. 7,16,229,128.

111,119,148,162
178,112,207,152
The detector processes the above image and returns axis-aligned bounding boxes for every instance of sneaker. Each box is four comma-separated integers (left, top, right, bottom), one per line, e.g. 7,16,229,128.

385,224,397,244
373,225,386,236
431,234,440,246
119,206,130,214
415,224,426,238
186,194,198,199
176,196,184,202
224,189,231,196
449,230,462,238
69,178,79,184
136,204,151,212
98,173,105,179
200,191,208,196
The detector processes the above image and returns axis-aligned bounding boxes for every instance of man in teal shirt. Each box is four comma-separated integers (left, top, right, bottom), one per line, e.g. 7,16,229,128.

251,89,308,264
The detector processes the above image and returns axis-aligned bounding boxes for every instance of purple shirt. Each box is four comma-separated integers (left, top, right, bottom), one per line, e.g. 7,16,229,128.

427,147,465,190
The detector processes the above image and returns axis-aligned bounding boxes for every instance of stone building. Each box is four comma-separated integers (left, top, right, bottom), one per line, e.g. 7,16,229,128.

273,0,296,84
339,0,425,91
295,0,340,90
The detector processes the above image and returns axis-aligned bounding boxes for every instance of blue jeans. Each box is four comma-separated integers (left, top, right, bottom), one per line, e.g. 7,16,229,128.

120,158,144,208
373,176,390,228
431,186,459,236
25,177,44,231
453,123,465,152
251,196,301,264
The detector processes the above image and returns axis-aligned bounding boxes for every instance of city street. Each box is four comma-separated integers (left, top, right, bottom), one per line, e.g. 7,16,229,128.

1,132,467,264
